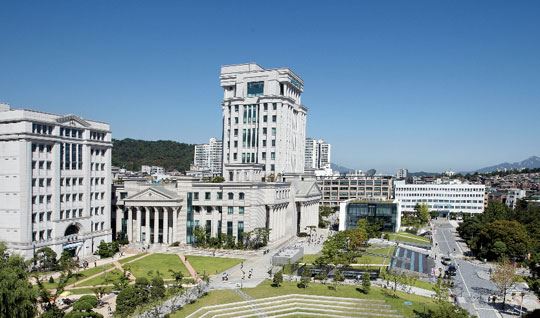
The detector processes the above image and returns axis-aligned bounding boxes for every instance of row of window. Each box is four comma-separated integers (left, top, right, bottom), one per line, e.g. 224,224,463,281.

60,127,83,139
91,163,106,171
60,208,83,219
32,195,52,205
228,102,279,113
32,211,52,223
32,144,53,153
401,204,483,210
32,178,52,188
60,143,83,170
32,123,53,135
91,148,107,156
401,199,484,204
193,206,245,214
32,160,52,170
60,193,84,202
90,131,106,141
193,191,245,201
61,177,84,186
396,193,484,197
32,229,53,241
91,177,106,186
396,187,484,192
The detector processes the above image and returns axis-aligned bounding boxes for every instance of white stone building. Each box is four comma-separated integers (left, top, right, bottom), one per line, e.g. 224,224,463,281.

0,104,112,259
305,138,331,170
141,165,164,175
220,63,307,180
193,137,222,176
113,63,321,247
394,180,486,215
505,188,526,209
396,168,408,179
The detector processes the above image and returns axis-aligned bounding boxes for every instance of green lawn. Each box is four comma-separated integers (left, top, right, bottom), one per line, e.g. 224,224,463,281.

387,232,430,244
67,287,113,295
243,281,437,317
125,253,189,278
118,254,145,264
41,264,115,289
176,280,437,317
355,246,396,265
170,289,242,317
75,269,124,287
185,255,243,276
300,253,321,264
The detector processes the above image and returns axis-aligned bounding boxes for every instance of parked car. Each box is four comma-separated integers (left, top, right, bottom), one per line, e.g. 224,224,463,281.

441,256,452,265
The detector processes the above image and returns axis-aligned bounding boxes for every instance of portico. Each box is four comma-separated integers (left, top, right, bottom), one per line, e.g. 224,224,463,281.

115,187,182,245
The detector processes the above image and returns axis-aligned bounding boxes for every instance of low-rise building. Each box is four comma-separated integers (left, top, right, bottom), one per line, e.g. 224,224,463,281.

141,165,164,175
338,199,401,232
394,180,486,215
317,175,393,207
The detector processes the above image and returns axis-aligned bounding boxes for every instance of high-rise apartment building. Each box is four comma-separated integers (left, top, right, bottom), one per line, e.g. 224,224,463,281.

220,63,307,180
396,168,408,179
193,137,223,175
0,104,112,259
305,138,331,170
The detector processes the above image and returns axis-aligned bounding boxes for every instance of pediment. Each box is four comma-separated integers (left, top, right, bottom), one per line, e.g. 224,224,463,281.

56,115,91,127
126,187,178,201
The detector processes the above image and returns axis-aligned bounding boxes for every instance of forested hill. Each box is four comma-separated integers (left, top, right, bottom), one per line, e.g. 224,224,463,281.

112,138,195,172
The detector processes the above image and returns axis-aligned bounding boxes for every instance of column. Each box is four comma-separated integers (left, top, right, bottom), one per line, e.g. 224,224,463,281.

163,207,169,244
115,207,123,237
136,207,142,243
154,207,159,244
127,207,133,242
172,206,178,243
145,207,151,245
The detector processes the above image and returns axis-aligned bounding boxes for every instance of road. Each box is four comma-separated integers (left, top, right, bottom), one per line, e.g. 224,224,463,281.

432,219,501,318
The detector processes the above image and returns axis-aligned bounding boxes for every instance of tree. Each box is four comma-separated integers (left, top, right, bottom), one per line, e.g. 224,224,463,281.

272,271,283,287
59,251,77,272
416,203,430,225
491,258,518,310
193,225,207,247
113,270,130,291
210,176,225,183
478,220,530,260
65,295,102,318
150,276,166,300
297,267,311,288
0,242,37,318
362,272,371,294
33,247,58,271
96,241,119,259
35,270,73,318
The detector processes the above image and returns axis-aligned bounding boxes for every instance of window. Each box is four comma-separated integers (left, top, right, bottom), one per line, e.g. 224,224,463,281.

228,207,234,215
228,192,234,200
234,105,239,112
262,140,267,147
271,128,276,136
272,115,277,122
235,117,239,124
271,164,275,171
239,192,245,200
247,81,264,97
205,192,211,200
234,129,238,137
271,152,276,160
193,192,199,201
227,221,233,236
234,140,238,148
273,103,277,110
239,207,245,214
217,192,223,200
271,139,276,147
262,128,267,135
262,152,266,159
263,115,267,122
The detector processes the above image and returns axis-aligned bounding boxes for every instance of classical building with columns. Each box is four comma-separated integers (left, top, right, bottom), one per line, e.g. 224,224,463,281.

113,62,321,247
0,104,112,259
113,173,321,246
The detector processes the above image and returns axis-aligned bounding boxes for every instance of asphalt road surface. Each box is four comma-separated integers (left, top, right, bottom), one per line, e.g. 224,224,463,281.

432,219,501,318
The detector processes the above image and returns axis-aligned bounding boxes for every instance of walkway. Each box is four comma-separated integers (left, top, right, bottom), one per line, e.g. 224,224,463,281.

179,254,201,282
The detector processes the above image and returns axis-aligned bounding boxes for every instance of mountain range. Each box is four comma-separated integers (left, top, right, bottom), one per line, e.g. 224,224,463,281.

475,156,540,173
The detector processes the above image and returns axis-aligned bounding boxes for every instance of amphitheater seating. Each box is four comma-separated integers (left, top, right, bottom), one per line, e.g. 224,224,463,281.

186,294,404,318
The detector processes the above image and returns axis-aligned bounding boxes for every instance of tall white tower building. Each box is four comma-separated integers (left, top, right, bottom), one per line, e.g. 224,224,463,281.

220,63,307,180
0,104,112,259
193,137,223,175
305,138,331,170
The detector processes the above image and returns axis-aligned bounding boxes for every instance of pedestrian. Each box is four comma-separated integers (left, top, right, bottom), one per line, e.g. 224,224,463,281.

94,261,97,268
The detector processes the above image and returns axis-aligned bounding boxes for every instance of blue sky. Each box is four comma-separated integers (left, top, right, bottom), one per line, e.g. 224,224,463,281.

1,1,539,173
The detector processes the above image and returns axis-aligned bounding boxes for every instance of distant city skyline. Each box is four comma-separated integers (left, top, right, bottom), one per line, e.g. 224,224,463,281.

1,1,539,173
